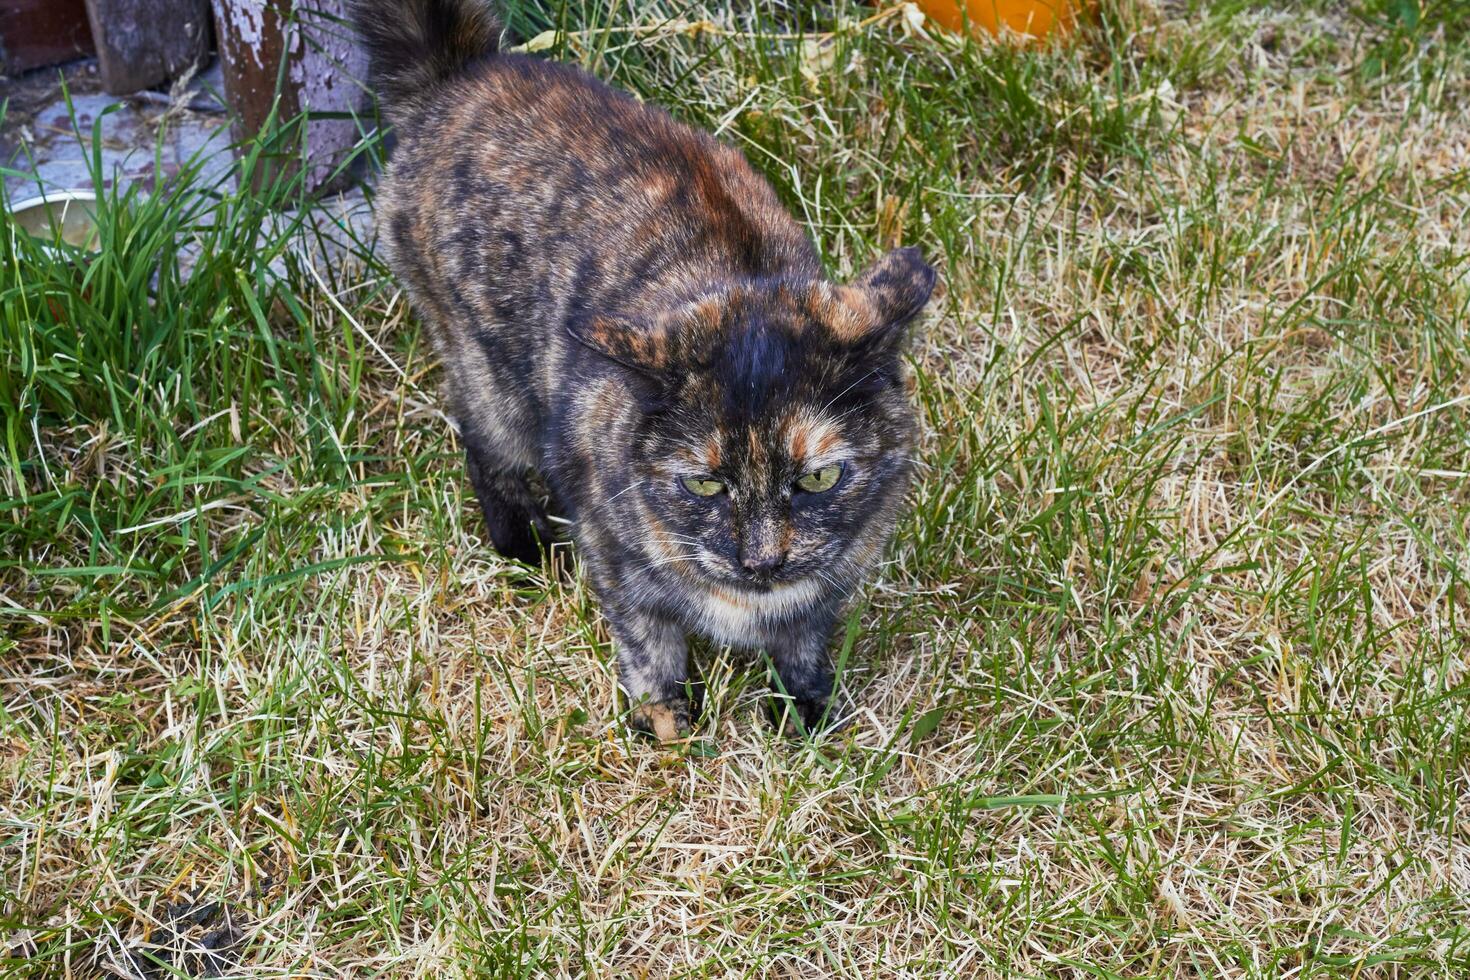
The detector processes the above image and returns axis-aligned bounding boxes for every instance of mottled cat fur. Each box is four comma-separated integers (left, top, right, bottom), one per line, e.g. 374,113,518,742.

354,0,936,739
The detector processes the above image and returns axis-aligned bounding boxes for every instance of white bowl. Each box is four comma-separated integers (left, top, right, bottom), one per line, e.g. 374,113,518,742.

9,190,101,251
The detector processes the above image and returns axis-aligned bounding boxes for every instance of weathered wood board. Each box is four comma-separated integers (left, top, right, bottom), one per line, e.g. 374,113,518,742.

83,0,210,93
0,0,96,74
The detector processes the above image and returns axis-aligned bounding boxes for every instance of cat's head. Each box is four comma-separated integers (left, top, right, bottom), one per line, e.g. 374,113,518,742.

571,247,936,592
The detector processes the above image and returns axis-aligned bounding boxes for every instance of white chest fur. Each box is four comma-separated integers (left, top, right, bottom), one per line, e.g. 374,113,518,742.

680,577,826,647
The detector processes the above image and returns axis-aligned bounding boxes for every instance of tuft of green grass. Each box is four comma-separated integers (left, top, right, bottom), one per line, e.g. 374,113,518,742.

3,1,1469,976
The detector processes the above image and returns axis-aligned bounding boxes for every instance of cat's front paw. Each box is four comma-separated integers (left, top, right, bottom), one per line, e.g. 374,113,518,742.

628,699,692,742
766,694,834,737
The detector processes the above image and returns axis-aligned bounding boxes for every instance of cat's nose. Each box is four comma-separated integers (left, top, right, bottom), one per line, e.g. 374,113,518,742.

741,550,787,577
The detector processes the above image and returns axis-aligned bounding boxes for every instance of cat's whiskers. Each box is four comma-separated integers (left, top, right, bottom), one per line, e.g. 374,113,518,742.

825,398,878,428
815,567,855,601
580,478,649,522
627,535,709,579
652,532,705,545
632,551,702,571
817,368,879,415
603,480,644,505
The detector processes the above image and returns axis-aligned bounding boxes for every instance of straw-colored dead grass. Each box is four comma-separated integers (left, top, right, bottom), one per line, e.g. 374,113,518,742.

3,1,1468,976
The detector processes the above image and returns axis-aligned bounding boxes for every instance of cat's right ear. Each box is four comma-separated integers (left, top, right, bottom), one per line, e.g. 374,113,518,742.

566,315,674,376
824,247,937,355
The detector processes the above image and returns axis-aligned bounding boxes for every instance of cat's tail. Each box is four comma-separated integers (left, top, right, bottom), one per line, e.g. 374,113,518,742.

352,0,501,115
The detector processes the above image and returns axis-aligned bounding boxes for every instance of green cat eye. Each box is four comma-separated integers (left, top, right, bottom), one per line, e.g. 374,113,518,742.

796,464,843,493
681,476,725,497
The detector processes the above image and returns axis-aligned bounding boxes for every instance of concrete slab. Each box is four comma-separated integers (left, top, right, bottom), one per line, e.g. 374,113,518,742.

4,55,380,272
4,63,234,200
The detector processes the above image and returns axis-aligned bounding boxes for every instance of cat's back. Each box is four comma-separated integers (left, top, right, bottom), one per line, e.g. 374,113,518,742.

379,52,816,334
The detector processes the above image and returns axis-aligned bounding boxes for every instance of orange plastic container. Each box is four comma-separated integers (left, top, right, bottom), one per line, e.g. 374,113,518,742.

916,0,1082,39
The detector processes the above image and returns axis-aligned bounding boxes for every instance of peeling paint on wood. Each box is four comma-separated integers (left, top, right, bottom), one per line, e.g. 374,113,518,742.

211,0,369,193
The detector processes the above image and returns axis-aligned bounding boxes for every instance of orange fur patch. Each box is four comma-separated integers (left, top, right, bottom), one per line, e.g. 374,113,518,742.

630,701,686,741
783,409,847,465
810,283,877,342
787,425,809,462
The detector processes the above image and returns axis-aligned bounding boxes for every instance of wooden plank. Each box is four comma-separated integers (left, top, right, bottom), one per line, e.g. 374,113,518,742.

83,0,210,94
212,0,368,193
0,0,96,74
213,0,297,147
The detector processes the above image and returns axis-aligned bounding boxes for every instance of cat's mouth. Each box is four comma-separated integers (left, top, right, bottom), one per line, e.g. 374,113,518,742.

726,558,811,591
681,547,797,590
736,570,789,590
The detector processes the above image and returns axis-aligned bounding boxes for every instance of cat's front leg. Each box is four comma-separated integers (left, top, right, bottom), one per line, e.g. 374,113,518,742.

766,616,839,735
609,605,692,741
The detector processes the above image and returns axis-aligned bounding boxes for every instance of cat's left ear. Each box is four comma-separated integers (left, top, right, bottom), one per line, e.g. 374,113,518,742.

825,247,937,353
569,298,724,377
566,315,676,376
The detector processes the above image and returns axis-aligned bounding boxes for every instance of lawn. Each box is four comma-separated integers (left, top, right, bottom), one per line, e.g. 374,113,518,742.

2,1,1469,976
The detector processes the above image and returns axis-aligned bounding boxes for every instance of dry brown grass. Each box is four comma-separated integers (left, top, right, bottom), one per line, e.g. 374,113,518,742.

3,1,1469,976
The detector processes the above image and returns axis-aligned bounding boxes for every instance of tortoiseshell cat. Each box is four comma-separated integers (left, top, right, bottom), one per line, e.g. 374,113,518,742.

355,0,936,739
